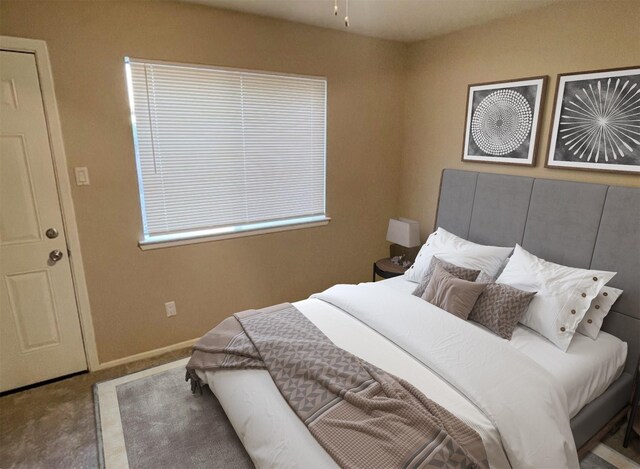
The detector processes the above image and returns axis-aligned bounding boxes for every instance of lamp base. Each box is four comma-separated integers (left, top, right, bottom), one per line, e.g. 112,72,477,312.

389,244,420,264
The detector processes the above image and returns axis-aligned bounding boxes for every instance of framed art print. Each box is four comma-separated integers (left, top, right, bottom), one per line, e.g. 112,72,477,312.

462,76,547,166
546,66,640,174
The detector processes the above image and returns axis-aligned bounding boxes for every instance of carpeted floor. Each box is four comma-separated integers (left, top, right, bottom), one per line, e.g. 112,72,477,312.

1,348,639,468
0,348,192,469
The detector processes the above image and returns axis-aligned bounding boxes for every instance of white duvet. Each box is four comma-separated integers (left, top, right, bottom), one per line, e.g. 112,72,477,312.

314,284,578,468
196,279,627,468
381,276,626,419
203,296,510,469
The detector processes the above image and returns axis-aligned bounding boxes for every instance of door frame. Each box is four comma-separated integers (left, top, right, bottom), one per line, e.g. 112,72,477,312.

1,36,99,371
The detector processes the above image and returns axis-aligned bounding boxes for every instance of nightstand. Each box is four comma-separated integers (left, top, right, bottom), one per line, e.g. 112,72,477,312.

623,355,640,447
373,258,408,281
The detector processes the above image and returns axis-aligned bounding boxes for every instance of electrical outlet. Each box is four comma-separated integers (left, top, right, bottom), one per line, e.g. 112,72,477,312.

164,301,177,317
74,167,90,186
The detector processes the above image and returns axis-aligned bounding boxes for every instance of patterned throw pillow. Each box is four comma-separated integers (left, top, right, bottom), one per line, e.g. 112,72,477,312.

469,272,536,340
412,257,481,298
422,264,488,320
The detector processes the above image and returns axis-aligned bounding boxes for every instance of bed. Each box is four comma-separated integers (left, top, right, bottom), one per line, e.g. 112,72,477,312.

194,169,640,468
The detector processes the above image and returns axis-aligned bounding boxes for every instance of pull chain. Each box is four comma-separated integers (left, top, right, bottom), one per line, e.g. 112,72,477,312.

344,0,349,27
332,0,349,28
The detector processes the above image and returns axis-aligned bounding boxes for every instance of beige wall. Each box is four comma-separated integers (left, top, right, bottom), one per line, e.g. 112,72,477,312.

2,0,638,364
401,0,640,239
0,1,407,362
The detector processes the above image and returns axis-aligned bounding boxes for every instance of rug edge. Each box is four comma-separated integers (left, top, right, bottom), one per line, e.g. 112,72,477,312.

93,383,106,469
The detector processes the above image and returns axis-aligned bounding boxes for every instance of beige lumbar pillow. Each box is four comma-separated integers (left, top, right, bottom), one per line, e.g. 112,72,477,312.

422,264,487,320
412,256,481,298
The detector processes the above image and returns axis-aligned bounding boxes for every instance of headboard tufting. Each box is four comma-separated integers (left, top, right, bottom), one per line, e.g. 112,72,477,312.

435,169,640,373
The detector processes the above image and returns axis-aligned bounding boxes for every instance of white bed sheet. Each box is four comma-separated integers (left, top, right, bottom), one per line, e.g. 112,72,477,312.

510,327,626,418
383,276,627,418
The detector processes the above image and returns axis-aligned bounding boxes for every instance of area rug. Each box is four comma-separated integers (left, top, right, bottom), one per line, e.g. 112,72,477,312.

94,359,639,469
94,358,253,468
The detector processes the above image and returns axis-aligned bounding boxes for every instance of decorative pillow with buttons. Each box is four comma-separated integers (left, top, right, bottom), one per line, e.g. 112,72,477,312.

576,286,624,340
496,245,616,352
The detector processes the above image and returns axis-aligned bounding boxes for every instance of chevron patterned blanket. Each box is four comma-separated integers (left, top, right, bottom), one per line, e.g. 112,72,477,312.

186,303,488,469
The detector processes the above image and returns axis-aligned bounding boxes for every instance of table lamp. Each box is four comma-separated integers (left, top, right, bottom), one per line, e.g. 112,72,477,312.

386,218,420,266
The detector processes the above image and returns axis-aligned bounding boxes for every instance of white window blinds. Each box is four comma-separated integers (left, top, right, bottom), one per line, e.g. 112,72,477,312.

125,58,327,244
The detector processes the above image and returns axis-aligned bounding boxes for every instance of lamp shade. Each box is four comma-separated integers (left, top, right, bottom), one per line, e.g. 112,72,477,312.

386,218,420,247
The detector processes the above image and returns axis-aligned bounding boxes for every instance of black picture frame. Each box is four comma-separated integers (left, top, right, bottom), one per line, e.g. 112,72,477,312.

546,66,640,174
462,76,547,167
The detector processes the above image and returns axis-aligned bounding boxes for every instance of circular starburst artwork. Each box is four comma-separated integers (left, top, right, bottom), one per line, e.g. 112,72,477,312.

559,77,640,163
471,89,533,156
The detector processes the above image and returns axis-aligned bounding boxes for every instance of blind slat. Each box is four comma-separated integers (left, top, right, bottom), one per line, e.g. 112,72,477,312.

126,58,326,238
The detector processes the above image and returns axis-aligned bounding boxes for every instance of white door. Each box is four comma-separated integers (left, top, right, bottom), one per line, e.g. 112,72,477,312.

0,50,87,392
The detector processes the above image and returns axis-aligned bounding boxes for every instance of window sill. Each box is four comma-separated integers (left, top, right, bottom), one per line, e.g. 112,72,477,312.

138,216,331,251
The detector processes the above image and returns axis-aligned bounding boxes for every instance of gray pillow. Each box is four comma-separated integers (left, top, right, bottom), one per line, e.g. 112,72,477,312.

412,257,481,298
469,272,536,340
422,264,488,320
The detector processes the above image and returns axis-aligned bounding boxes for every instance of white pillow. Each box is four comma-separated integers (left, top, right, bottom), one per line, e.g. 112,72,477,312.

576,286,623,340
496,245,616,351
404,227,513,283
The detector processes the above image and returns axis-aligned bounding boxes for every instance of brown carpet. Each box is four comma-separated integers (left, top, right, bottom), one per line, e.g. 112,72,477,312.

0,348,192,469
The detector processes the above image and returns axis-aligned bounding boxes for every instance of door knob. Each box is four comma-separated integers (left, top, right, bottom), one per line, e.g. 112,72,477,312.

49,250,64,263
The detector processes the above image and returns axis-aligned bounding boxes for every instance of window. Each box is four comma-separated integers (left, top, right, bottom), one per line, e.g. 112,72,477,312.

125,58,328,248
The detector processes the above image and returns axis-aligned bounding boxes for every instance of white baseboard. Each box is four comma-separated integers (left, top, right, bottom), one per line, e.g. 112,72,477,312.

94,338,198,371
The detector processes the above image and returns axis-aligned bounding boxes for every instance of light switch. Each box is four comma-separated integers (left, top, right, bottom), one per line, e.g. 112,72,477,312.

74,167,90,186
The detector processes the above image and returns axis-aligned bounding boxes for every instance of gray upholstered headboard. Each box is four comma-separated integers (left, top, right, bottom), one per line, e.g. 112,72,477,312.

435,169,640,373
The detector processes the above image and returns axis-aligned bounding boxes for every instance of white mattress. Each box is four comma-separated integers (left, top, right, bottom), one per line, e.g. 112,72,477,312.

199,276,626,468
382,276,627,418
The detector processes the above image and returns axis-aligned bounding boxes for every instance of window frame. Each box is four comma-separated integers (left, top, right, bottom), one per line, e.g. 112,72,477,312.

124,57,330,250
